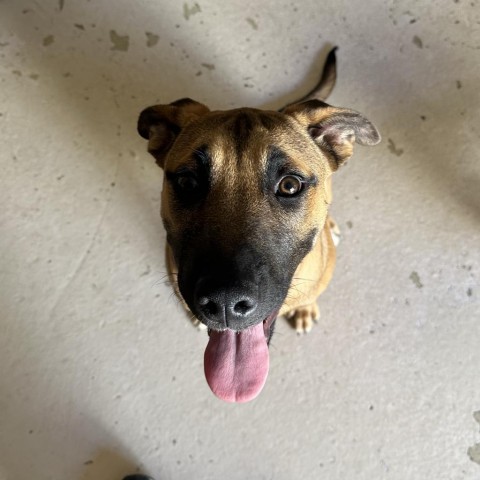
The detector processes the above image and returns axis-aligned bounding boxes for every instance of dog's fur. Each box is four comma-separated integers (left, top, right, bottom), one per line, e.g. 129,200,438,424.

137,48,380,400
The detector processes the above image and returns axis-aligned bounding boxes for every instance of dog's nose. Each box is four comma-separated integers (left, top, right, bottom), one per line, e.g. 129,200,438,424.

194,278,258,329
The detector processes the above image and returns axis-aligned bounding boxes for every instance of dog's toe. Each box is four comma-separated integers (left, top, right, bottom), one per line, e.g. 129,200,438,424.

287,303,320,334
328,216,341,246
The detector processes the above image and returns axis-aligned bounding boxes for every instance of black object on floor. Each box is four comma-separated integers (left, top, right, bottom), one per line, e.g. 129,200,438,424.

123,475,154,480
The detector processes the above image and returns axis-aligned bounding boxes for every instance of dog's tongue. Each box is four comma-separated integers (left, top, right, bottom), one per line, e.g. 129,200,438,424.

204,323,269,403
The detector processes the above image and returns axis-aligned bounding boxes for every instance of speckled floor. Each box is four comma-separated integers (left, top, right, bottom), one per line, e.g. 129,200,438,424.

1,1,480,479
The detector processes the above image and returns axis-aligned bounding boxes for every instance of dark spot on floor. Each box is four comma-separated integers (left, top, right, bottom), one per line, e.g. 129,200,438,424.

74,23,85,30
413,35,423,48
468,444,480,465
346,221,353,229
409,271,423,288
183,2,201,20
201,63,215,70
84,460,94,466
420,115,427,120
474,411,480,425
387,138,404,156
43,35,54,47
246,17,258,30
456,80,462,89
140,265,151,277
146,32,159,47
109,30,129,52
467,288,472,296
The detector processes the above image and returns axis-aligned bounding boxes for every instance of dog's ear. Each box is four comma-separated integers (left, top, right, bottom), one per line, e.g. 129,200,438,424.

284,99,380,170
137,98,210,168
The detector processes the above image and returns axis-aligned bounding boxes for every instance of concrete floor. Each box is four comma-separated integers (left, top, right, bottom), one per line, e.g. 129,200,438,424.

1,0,480,479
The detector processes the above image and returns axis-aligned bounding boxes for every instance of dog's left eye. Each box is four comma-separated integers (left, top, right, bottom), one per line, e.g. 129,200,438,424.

276,175,303,197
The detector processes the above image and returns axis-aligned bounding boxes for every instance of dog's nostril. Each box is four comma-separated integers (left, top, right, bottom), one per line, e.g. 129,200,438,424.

201,300,218,316
233,299,256,316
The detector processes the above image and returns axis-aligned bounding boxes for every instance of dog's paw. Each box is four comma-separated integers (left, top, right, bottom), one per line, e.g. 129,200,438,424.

286,302,320,334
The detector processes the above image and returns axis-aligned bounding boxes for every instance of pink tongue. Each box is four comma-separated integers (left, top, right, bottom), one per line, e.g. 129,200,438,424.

204,322,269,403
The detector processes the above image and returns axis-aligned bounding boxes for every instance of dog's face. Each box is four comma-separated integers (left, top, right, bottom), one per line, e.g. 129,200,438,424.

138,99,379,334
138,98,379,402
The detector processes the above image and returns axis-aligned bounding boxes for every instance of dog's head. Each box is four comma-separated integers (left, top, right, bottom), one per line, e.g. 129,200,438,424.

138,98,380,401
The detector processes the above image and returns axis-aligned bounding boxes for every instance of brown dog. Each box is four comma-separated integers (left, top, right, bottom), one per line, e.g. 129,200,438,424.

137,48,380,403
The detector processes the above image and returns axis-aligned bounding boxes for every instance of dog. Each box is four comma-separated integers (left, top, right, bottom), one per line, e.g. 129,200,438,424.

137,48,380,403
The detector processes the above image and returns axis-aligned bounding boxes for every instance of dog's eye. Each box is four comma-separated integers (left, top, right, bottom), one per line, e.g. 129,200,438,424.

176,174,199,192
276,176,303,197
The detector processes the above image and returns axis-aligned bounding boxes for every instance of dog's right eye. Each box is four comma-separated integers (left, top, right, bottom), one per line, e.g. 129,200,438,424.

176,174,199,192
166,166,209,207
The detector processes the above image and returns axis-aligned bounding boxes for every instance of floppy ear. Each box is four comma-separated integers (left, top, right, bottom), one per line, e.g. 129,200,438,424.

137,98,210,168
284,99,380,170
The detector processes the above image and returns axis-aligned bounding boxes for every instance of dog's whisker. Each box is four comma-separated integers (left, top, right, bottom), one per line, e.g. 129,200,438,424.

289,284,303,292
150,272,172,286
282,298,293,308
290,282,307,287
164,291,179,307
150,270,179,289
292,277,315,283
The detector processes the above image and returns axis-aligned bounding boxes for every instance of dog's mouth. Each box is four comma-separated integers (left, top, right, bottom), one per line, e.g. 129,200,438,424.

203,311,278,403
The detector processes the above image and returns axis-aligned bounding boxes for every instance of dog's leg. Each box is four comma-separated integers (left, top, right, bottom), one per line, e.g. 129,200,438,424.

286,301,321,334
280,221,336,333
